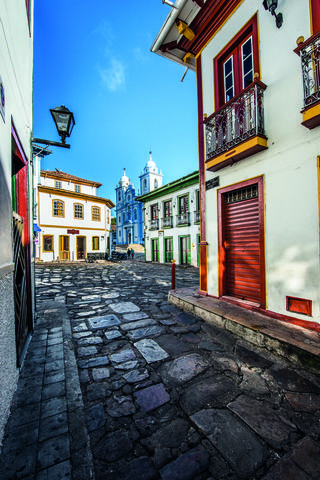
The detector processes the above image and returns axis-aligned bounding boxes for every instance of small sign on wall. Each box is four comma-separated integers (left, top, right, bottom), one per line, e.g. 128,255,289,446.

205,176,219,191
0,76,5,122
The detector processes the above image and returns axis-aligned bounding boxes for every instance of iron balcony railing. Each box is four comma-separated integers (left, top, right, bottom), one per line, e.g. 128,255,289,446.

194,211,200,224
205,80,267,160
176,212,190,226
150,219,159,230
296,32,320,108
161,216,173,228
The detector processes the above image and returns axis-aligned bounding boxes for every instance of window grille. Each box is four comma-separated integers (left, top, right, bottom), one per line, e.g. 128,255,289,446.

74,204,84,219
53,200,64,217
55,181,62,189
92,207,100,221
224,185,258,204
75,184,81,193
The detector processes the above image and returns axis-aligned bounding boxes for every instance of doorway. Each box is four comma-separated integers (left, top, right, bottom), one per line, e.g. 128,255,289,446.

218,176,265,307
151,238,159,262
76,236,86,260
179,235,191,265
59,235,70,260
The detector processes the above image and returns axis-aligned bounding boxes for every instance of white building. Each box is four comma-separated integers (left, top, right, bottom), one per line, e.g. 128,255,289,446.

0,0,34,446
152,0,320,329
37,170,114,261
137,171,200,266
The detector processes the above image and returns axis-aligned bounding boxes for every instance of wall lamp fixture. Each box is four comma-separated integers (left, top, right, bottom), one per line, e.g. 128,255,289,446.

32,105,75,149
263,0,283,28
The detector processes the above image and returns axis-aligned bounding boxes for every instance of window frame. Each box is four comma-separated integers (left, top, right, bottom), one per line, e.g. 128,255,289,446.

178,194,189,214
91,206,101,221
92,236,100,251
151,204,158,220
163,199,172,218
74,203,84,219
74,184,81,193
213,14,259,110
55,180,62,189
43,235,54,252
52,199,65,217
164,236,174,263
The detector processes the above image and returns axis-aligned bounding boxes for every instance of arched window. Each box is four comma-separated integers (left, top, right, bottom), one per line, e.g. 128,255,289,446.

154,179,158,188
74,203,84,219
128,195,130,201
53,200,64,217
118,191,121,201
118,215,121,223
134,209,137,220
144,179,147,191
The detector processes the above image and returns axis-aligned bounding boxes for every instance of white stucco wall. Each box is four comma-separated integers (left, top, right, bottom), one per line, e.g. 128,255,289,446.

38,188,111,261
144,183,200,266
201,0,320,322
0,0,34,447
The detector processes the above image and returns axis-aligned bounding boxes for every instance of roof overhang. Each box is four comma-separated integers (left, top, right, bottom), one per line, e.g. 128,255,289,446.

151,0,243,70
151,0,202,71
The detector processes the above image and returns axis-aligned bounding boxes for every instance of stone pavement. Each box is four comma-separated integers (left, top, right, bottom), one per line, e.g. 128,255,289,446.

1,261,320,479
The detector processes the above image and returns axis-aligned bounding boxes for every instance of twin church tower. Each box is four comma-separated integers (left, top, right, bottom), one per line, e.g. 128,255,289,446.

115,153,163,245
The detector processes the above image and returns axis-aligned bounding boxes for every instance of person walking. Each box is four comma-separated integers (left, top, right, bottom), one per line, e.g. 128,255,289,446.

131,248,135,260
127,247,131,259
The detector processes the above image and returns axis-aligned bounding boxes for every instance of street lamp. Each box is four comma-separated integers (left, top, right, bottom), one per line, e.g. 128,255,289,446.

32,105,75,149
263,0,283,28
50,105,75,144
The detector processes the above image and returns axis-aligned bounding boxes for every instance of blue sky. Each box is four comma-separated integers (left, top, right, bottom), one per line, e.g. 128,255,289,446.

33,0,198,206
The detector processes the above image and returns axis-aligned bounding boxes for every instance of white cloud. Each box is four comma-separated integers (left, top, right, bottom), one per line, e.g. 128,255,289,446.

133,47,148,63
99,57,126,92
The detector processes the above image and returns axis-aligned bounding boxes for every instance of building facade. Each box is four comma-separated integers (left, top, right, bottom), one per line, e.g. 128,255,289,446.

137,171,200,266
152,0,320,329
0,0,34,445
37,170,114,261
115,154,163,245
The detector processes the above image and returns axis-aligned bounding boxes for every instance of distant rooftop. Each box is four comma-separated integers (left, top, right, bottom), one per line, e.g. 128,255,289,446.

41,169,102,188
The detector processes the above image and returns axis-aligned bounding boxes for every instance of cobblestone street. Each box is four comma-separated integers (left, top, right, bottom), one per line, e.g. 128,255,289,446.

1,260,320,479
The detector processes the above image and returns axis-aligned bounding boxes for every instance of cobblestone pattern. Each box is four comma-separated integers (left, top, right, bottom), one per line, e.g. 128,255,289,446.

1,261,320,479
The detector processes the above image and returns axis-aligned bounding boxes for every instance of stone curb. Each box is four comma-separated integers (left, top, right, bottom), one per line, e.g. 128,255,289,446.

168,290,320,373
62,308,95,480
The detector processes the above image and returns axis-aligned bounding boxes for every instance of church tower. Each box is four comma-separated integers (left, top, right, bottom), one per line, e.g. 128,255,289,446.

139,152,163,195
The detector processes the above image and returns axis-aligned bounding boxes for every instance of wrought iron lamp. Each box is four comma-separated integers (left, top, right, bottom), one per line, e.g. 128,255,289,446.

50,106,75,144
32,105,75,149
263,0,283,28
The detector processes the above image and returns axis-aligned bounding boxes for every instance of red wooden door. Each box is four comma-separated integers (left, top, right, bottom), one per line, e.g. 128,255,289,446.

219,178,265,307
311,0,320,34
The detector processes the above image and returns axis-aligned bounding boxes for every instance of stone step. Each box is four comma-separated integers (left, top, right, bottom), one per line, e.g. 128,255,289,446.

169,287,320,373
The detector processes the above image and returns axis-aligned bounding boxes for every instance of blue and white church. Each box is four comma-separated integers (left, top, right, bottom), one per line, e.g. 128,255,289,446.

115,153,163,245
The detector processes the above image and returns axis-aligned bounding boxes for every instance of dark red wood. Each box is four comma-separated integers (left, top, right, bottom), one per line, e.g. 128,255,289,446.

196,54,208,293
179,0,243,56
218,176,265,308
286,296,312,316
171,261,176,290
213,14,260,109
311,0,320,34
202,292,320,332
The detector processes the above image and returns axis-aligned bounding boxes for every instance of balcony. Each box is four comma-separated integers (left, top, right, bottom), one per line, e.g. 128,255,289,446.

161,216,173,228
295,32,320,129
150,219,159,230
194,211,200,224
205,80,268,172
176,212,190,226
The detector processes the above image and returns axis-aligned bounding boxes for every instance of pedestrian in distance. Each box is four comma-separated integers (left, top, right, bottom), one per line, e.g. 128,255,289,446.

127,247,131,259
131,248,134,260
